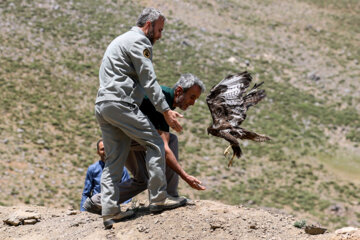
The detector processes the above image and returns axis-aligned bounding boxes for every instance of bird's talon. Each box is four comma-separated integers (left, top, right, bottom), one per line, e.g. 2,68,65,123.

224,145,232,157
227,154,235,167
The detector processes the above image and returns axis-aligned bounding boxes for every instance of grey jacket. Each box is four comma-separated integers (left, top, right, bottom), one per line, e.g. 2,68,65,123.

95,27,169,113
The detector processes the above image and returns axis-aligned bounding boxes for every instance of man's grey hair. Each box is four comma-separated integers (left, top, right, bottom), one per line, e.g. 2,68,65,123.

136,8,166,27
173,73,206,93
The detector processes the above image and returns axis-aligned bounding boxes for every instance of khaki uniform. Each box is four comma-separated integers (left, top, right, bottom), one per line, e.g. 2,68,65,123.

95,27,169,217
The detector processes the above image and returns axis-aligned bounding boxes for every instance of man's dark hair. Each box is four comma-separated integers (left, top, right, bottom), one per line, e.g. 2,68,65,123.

96,139,103,152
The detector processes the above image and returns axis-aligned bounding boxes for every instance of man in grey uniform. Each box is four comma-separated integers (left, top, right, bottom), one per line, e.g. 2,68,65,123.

94,8,185,229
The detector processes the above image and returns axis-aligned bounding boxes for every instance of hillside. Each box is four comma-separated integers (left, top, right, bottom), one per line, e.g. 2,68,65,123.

2,200,359,240
0,0,359,232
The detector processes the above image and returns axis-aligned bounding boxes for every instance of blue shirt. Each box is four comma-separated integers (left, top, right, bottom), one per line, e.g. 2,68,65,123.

80,160,131,211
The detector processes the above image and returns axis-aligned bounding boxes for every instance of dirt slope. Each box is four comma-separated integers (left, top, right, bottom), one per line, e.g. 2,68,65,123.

2,200,358,240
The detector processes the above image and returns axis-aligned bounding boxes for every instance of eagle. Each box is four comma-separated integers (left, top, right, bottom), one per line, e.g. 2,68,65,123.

206,71,271,167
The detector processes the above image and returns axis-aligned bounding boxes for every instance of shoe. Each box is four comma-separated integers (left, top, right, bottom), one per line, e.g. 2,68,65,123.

171,195,195,205
182,196,195,205
149,196,187,213
83,197,102,215
103,210,135,229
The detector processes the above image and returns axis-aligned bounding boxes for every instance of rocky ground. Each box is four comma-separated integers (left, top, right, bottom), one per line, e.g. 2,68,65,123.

1,199,359,240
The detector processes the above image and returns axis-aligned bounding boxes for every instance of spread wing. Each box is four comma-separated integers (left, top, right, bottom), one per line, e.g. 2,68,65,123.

206,72,252,128
206,71,270,165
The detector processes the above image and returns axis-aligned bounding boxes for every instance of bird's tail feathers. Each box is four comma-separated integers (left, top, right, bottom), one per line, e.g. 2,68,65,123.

253,134,271,142
232,145,242,158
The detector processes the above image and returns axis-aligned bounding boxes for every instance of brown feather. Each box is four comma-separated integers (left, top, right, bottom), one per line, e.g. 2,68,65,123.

206,71,270,163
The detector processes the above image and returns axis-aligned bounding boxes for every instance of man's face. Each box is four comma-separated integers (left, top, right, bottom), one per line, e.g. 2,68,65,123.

174,85,202,111
146,18,164,45
97,141,105,162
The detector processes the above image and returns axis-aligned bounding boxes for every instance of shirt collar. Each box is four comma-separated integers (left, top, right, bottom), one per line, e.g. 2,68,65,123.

169,88,175,110
160,85,176,110
99,160,105,169
131,26,145,36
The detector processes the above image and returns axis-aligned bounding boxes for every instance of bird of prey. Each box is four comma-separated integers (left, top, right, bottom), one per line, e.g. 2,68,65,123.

206,71,271,167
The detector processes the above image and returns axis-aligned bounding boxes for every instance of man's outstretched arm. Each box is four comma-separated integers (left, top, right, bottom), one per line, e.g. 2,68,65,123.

159,131,205,190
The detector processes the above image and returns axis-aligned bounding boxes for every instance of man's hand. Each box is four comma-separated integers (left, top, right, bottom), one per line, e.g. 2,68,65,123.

163,110,183,132
184,175,206,190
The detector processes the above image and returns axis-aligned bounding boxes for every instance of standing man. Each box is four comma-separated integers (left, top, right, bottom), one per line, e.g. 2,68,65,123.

95,8,185,229
80,139,131,214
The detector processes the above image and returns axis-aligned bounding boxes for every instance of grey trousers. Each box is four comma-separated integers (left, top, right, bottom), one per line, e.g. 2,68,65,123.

118,133,179,203
95,101,167,216
85,134,180,213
